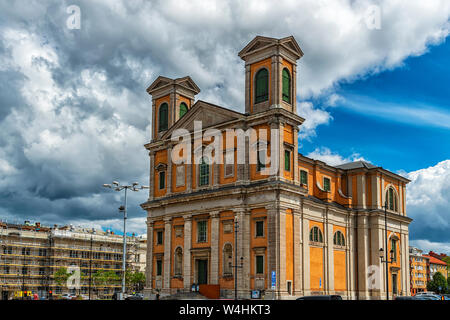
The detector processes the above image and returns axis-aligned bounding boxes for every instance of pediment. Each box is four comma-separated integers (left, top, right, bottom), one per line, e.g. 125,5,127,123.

147,76,200,95
238,35,304,60
160,101,244,140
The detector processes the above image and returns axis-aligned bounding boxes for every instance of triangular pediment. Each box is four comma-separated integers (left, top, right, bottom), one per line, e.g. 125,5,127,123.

160,100,244,140
238,35,304,60
147,76,200,95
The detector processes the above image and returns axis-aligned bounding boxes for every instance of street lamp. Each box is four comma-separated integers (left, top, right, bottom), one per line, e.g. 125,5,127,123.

103,181,149,300
379,200,394,300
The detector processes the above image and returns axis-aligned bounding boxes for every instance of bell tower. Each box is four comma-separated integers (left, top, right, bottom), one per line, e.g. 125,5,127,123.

238,36,304,115
147,76,200,140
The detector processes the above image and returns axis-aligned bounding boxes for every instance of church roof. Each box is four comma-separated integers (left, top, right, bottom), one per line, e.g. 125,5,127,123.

335,161,378,170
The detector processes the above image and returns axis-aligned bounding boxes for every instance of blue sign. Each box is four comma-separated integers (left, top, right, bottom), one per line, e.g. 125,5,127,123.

319,278,322,288
251,290,261,299
271,271,276,289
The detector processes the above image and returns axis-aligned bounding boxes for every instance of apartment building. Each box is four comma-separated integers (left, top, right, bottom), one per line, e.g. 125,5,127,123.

409,247,429,295
0,221,146,300
424,254,448,281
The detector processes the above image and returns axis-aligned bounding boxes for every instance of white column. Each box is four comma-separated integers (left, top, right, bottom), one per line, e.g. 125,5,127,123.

210,212,220,284
163,217,172,291
183,215,192,289
145,219,154,291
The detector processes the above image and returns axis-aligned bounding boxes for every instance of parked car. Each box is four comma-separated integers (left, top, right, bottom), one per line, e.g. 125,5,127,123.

61,293,76,300
297,295,342,300
415,295,441,300
395,296,418,300
125,293,144,300
442,294,450,301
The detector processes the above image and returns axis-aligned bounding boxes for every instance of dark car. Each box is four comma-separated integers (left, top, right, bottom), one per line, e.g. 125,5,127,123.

395,296,417,300
125,294,144,300
297,295,342,300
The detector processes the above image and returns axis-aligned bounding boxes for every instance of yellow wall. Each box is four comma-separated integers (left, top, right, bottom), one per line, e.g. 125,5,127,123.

309,221,324,291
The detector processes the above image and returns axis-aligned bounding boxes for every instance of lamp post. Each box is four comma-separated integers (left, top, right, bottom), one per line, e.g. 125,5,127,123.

379,200,394,300
103,181,148,300
229,219,243,300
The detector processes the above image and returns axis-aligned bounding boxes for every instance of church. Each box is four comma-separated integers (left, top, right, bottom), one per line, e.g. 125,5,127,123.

140,35,412,299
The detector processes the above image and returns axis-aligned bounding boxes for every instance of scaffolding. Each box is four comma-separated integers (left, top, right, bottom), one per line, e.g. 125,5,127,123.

0,221,146,300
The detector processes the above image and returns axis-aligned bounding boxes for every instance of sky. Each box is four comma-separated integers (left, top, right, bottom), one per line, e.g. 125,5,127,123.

0,0,449,253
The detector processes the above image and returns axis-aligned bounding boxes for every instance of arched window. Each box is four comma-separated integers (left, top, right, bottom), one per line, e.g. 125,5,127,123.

255,68,269,104
385,187,398,212
333,231,345,246
199,157,210,186
309,226,323,243
158,103,168,132
282,68,291,103
174,247,183,276
179,102,188,118
223,243,233,275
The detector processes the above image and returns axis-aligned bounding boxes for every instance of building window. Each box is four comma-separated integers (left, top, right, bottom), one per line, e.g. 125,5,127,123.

174,247,183,276
158,103,168,132
255,221,264,237
391,239,397,262
159,171,165,190
300,170,308,185
255,68,269,104
199,157,209,186
38,248,47,256
385,187,398,212
197,220,207,243
284,150,291,172
309,226,323,243
176,165,185,187
4,266,10,274
70,250,78,258
333,231,345,246
179,102,188,118
256,255,264,274
156,230,164,245
156,260,162,276
323,177,331,192
257,149,265,172
282,68,291,103
39,267,46,275
22,267,28,275
225,163,234,177
223,244,233,275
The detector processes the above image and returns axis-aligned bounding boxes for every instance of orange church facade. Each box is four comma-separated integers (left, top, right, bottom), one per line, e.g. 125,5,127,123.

141,36,412,299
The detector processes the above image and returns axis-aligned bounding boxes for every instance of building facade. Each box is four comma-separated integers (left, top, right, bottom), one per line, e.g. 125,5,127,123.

424,254,448,281
409,247,428,295
0,221,146,300
141,36,412,299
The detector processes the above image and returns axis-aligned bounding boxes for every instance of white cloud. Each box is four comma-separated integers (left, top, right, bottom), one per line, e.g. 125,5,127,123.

406,160,450,239
305,147,368,166
410,239,450,256
297,102,333,139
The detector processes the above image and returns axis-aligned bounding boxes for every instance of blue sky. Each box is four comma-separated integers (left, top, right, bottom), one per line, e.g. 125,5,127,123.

302,37,450,173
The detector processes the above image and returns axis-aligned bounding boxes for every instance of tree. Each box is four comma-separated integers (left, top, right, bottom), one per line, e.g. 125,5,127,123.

54,267,70,287
427,272,448,294
125,271,146,292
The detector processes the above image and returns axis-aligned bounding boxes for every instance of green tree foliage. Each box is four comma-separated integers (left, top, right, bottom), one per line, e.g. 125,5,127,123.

54,267,69,286
427,272,448,294
93,270,121,287
125,271,146,292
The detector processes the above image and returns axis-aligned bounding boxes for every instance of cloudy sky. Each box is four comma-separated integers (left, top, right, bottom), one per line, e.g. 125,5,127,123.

0,0,449,253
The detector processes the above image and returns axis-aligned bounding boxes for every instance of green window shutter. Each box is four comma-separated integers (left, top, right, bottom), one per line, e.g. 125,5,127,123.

198,221,207,242
159,171,165,190
300,170,308,185
256,256,264,274
255,69,269,104
389,188,394,210
324,177,330,191
158,103,168,132
318,229,323,243
282,68,291,103
199,157,209,186
284,150,290,171
179,102,188,118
